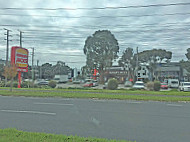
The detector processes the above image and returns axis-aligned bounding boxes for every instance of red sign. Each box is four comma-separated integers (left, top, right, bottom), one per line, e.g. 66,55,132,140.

11,46,29,72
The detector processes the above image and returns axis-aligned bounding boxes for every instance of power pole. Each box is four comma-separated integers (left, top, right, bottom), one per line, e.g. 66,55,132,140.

4,28,12,66
31,47,35,82
136,47,139,81
4,28,12,86
19,31,23,48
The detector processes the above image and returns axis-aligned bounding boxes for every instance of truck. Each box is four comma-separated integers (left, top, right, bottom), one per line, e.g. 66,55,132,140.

54,75,68,83
167,79,179,88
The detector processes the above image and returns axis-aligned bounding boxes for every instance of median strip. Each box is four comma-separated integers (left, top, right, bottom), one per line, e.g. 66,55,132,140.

1,88,190,102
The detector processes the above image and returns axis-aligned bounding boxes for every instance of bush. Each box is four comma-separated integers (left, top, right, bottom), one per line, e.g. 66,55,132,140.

107,78,118,90
128,88,139,91
146,82,154,91
154,81,161,91
33,84,39,88
0,81,5,87
6,81,11,87
13,82,18,88
144,78,149,83
48,80,57,88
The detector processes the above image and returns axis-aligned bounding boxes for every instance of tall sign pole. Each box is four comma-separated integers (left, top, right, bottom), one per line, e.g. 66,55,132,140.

18,31,23,87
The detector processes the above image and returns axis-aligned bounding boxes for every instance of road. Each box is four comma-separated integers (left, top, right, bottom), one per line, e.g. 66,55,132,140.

0,96,190,142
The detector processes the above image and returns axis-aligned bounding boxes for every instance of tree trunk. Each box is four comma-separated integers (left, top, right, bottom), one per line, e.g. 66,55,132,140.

99,70,105,84
10,78,13,92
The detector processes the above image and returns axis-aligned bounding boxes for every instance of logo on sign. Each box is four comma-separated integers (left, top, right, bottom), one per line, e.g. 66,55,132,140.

11,46,28,72
15,48,28,68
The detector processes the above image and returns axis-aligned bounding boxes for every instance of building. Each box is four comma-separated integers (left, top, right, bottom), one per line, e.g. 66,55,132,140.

0,59,6,65
136,64,149,81
105,66,128,83
155,62,183,82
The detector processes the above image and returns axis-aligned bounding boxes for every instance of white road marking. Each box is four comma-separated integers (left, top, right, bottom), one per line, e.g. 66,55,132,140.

34,102,74,106
167,104,183,107
0,110,56,115
91,117,101,126
92,99,107,102
127,101,142,104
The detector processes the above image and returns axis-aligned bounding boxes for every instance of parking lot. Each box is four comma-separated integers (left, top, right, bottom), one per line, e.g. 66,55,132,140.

56,82,126,89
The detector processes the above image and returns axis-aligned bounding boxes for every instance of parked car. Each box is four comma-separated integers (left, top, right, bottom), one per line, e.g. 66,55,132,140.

92,80,98,87
124,81,132,87
160,83,168,89
103,82,108,89
168,79,179,88
73,80,81,84
179,82,190,92
38,80,49,85
132,81,145,89
83,82,93,87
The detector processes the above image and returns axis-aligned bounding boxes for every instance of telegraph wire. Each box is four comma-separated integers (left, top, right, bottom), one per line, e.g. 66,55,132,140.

1,21,190,30
0,2,189,11
0,12,190,18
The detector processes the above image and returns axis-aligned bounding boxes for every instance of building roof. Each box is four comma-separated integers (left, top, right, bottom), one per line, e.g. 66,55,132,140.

107,66,125,70
0,59,6,65
156,66,180,72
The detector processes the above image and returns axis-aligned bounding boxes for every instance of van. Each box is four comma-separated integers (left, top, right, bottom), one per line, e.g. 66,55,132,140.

168,79,179,88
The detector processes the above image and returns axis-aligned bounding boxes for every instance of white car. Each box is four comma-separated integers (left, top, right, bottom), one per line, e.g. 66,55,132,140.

179,82,190,92
132,81,145,89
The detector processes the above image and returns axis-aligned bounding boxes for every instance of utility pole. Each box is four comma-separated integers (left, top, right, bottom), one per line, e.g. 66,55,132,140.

4,28,12,66
31,47,35,82
19,31,23,48
4,28,12,86
136,47,139,81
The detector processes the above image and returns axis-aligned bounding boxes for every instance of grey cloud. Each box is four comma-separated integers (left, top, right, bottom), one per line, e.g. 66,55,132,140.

0,0,190,68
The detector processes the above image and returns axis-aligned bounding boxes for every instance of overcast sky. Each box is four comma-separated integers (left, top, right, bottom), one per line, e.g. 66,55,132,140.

0,0,190,69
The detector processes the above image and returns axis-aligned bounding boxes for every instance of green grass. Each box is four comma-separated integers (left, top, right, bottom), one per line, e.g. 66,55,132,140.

1,87,190,96
0,128,130,142
0,87,190,102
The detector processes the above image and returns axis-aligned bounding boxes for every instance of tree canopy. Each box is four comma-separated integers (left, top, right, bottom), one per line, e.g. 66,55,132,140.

137,49,172,64
136,49,172,80
185,48,190,60
118,47,136,80
83,30,119,72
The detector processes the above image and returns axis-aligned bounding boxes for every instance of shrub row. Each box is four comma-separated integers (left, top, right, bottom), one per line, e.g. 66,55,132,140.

0,80,57,88
146,81,161,91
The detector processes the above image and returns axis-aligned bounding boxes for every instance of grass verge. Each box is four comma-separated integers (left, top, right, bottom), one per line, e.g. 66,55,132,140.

0,128,130,142
0,88,190,102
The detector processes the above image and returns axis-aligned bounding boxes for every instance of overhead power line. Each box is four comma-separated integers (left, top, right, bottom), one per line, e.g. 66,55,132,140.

0,2,189,11
0,21,189,29
0,12,190,18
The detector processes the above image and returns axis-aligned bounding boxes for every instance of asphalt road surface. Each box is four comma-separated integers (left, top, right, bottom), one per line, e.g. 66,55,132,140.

0,96,190,142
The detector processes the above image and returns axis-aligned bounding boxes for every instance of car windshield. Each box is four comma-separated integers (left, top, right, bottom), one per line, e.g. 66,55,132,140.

184,83,190,86
171,81,178,84
161,83,167,85
135,83,144,86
